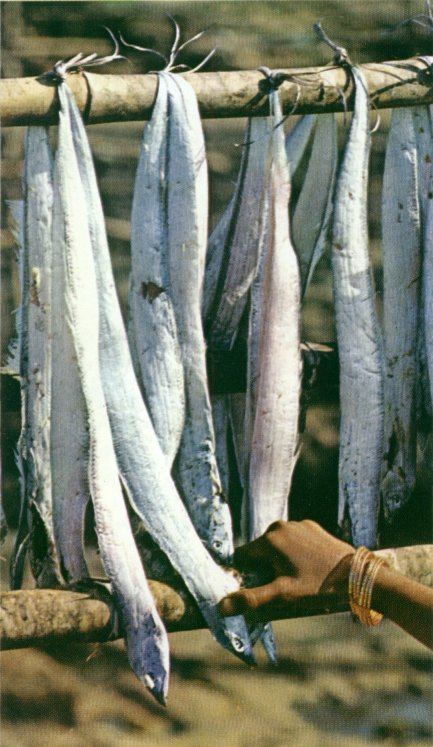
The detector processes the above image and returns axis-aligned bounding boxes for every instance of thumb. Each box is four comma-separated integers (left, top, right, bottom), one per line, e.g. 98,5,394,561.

218,577,298,617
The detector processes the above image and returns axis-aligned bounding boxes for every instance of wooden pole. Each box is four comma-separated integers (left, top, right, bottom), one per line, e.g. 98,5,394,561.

1,544,431,650
1,57,432,127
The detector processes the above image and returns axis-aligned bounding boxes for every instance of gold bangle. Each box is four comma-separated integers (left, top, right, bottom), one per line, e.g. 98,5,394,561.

348,546,386,627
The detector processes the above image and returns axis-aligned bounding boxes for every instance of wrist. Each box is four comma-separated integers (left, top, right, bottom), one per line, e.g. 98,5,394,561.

319,552,354,595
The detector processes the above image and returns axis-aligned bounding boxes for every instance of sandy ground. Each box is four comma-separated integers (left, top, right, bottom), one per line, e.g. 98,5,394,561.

1,614,432,747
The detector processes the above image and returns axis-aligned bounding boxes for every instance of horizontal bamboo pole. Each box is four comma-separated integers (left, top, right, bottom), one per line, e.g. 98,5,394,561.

1,57,433,127
1,545,431,650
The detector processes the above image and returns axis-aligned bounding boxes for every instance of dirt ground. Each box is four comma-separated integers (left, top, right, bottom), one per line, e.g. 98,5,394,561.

1,614,432,746
1,1,432,745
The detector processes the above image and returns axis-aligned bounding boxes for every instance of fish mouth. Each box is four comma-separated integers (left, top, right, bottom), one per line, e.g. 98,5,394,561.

142,672,168,707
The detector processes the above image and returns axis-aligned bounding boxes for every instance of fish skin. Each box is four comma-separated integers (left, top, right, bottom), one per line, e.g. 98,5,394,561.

201,112,278,664
331,67,384,548
203,115,316,329
204,115,273,562
160,72,234,563
65,83,254,667
9,130,63,588
423,122,433,420
204,116,273,349
211,394,230,498
285,114,318,178
381,107,421,521
291,113,337,296
412,106,433,432
56,84,170,703
245,89,302,540
51,135,90,584
128,75,185,466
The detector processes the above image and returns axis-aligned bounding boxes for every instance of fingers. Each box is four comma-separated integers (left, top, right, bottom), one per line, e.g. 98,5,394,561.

233,520,295,569
218,577,297,617
233,535,271,569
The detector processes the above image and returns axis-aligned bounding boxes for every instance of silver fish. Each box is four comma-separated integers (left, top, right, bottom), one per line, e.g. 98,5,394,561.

56,83,170,704
9,129,63,589
285,114,318,178
291,113,337,296
203,114,316,328
204,116,273,348
422,120,433,420
413,106,433,432
128,74,185,466
381,107,421,520
157,72,233,563
65,82,255,667
51,131,90,583
245,89,302,540
331,67,384,548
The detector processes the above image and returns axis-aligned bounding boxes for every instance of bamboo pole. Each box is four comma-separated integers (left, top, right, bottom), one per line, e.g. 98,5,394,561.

1,545,431,650
1,57,432,127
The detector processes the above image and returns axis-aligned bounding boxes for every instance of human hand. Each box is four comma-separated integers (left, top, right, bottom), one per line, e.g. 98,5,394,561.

218,520,354,617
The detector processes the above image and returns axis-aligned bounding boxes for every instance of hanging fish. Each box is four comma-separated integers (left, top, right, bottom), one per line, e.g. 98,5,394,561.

381,107,421,521
148,72,233,563
51,136,90,583
244,85,302,541
203,114,317,330
55,81,170,704
412,106,433,434
9,129,63,589
422,123,433,418
204,114,315,506
128,74,185,467
331,66,384,548
291,113,337,296
203,116,273,347
285,113,318,178
203,113,281,664
65,79,255,668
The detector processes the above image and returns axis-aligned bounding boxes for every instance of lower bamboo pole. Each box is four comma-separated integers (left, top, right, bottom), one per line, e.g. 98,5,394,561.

1,57,433,127
1,544,431,650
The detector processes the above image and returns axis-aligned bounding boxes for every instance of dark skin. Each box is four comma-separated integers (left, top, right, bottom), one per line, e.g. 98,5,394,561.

218,520,433,651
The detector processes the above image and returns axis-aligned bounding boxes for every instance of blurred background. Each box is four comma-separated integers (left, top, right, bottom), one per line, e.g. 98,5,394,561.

1,2,432,745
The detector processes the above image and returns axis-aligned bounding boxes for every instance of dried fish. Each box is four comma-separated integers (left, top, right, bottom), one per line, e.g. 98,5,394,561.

413,106,433,432
204,116,272,348
65,81,254,667
55,83,170,704
331,67,384,548
291,114,337,296
155,72,233,563
51,130,90,582
203,115,316,327
422,126,433,416
211,394,231,498
245,88,302,540
9,130,63,589
285,113,317,178
128,74,185,466
381,107,421,521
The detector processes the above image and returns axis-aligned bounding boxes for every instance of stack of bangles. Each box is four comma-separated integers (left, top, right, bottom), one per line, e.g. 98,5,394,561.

348,546,388,626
